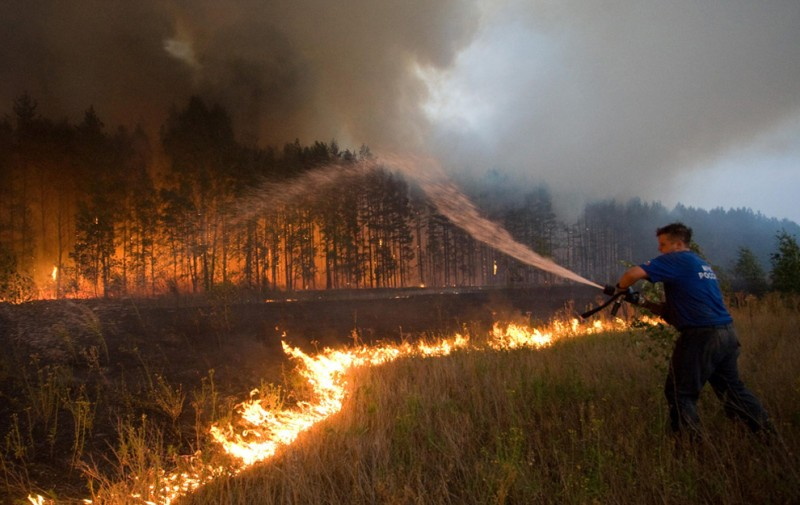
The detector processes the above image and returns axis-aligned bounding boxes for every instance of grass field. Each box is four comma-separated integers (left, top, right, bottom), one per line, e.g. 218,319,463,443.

12,294,800,504
174,296,799,505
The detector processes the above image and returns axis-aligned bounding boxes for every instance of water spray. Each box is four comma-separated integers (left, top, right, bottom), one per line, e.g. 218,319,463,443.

377,153,603,290
233,152,604,291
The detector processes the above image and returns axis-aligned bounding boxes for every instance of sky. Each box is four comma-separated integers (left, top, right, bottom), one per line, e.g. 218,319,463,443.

2,0,799,224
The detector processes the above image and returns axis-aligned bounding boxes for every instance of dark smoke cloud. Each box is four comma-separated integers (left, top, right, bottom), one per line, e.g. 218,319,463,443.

0,2,186,132
0,0,479,148
2,0,798,221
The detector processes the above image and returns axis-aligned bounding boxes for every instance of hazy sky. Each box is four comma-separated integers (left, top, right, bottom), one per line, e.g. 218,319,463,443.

420,0,800,223
2,0,798,223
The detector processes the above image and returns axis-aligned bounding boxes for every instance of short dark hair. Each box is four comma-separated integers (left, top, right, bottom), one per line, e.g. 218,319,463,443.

656,222,692,244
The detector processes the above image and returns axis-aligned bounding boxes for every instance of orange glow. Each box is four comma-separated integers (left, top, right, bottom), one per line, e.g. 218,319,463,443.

210,334,471,467
488,317,634,350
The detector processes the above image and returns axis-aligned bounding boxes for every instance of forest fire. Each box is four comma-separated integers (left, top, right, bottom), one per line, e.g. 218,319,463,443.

28,316,631,505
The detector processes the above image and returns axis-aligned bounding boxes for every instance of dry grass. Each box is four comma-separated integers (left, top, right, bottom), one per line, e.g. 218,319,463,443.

181,295,800,505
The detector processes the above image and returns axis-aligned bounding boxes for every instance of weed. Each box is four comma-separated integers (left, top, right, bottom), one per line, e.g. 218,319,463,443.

249,381,285,412
112,415,166,491
152,374,185,425
4,413,27,461
191,369,219,445
64,385,95,465
628,318,676,373
20,359,72,454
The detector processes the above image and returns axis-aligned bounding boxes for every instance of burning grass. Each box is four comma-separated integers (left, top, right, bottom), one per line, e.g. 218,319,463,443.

17,295,800,504
182,298,800,505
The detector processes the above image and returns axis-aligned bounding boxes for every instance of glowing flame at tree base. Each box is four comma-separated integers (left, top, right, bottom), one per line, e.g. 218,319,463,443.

29,316,645,505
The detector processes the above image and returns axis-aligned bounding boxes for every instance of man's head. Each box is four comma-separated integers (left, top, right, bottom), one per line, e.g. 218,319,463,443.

656,222,692,254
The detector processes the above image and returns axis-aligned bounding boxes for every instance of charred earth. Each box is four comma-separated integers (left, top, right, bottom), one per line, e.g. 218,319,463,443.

0,285,596,502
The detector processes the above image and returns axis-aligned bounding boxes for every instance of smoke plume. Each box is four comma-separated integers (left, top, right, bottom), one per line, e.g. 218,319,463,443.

423,0,800,217
1,0,798,219
0,0,478,149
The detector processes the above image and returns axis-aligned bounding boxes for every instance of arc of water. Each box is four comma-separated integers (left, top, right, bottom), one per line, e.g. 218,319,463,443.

379,153,602,289
231,152,601,289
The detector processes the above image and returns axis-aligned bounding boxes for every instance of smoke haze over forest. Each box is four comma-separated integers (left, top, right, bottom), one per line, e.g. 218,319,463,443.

0,0,477,148
1,0,799,223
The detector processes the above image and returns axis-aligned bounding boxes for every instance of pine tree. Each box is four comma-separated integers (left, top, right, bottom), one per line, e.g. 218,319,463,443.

732,246,768,295
770,230,800,294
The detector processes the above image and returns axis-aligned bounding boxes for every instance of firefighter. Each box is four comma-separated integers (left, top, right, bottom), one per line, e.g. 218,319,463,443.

615,222,773,439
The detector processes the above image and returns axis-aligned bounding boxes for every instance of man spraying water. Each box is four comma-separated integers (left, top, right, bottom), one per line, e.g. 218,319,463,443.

614,222,774,440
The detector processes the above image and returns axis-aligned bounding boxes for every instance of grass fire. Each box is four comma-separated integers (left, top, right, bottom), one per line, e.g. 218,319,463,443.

5,290,798,504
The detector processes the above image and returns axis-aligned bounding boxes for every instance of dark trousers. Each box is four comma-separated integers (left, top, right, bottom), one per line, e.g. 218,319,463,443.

664,324,771,435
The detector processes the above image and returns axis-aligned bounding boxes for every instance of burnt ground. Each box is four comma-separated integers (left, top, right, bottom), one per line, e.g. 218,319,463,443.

0,285,598,501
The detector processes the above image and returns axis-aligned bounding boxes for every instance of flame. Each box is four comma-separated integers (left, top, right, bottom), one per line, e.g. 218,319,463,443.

487,317,633,350
38,316,654,504
27,495,90,505
51,266,58,281
209,334,471,467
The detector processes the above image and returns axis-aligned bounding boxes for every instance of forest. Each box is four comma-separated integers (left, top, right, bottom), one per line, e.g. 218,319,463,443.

1,94,798,302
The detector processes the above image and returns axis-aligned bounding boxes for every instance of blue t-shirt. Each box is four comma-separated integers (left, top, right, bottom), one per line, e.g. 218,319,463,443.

640,251,732,329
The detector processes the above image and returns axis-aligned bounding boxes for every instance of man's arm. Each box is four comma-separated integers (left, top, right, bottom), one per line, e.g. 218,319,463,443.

616,266,647,290
616,266,665,315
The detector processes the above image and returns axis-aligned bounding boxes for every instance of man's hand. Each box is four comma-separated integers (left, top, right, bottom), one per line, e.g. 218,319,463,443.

624,290,641,305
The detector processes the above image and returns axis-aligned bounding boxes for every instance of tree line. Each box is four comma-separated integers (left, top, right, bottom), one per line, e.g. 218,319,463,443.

1,94,799,302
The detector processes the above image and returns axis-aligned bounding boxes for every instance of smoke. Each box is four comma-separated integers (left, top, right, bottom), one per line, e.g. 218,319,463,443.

1,0,798,219
422,0,800,218
0,0,479,149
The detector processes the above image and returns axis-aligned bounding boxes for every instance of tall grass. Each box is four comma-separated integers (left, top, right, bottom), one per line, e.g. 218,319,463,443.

182,295,800,505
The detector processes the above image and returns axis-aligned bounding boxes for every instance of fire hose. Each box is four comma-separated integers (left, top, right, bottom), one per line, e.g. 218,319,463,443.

580,284,642,319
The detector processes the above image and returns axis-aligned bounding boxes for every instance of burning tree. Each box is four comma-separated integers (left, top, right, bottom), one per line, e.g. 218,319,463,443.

0,242,34,302
2,94,799,300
